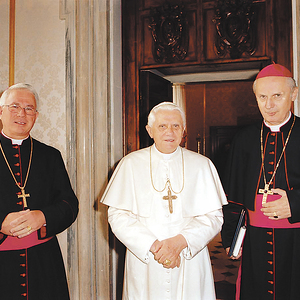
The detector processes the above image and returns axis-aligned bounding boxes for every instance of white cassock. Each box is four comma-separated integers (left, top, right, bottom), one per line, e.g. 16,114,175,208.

101,145,228,300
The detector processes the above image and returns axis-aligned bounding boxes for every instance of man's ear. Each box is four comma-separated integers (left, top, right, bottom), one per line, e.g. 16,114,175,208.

292,86,299,102
34,111,39,121
146,125,153,139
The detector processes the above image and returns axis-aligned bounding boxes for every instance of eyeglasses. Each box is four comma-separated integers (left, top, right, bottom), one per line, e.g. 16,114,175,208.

3,104,38,116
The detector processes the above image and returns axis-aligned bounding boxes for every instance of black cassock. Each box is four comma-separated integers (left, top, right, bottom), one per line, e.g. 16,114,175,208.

221,114,300,300
0,134,78,300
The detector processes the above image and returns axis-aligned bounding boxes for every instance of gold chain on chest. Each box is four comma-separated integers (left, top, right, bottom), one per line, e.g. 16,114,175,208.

0,136,33,208
260,115,295,187
149,146,185,194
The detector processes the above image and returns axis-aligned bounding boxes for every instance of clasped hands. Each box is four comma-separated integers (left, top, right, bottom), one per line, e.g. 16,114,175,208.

150,234,187,269
1,209,46,239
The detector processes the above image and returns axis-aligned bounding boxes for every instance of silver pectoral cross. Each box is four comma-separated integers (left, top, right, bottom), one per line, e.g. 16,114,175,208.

259,183,273,205
18,187,30,208
163,186,177,214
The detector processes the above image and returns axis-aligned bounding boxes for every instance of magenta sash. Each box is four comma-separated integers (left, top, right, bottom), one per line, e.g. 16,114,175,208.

0,232,53,251
248,194,300,228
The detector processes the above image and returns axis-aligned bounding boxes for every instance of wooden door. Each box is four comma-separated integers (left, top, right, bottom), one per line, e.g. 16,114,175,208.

139,70,173,148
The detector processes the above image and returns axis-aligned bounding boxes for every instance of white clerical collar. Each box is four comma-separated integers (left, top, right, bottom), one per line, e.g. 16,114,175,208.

264,111,291,132
153,144,179,160
1,130,28,145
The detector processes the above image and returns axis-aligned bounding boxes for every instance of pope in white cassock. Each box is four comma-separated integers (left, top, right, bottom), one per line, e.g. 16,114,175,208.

101,102,228,300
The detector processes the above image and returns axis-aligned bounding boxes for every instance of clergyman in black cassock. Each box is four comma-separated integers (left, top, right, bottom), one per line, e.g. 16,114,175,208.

221,64,300,300
0,83,78,300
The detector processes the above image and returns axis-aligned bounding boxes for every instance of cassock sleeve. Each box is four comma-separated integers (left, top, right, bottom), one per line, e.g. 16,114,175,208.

287,189,300,223
108,206,157,263
39,150,78,237
221,202,245,248
180,209,223,259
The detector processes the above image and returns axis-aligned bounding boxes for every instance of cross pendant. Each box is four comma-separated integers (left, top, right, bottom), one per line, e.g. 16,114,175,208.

18,187,30,208
259,183,273,205
163,186,177,214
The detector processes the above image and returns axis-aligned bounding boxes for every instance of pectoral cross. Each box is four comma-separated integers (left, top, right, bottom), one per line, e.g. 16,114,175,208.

259,183,273,205
163,186,177,214
18,187,30,208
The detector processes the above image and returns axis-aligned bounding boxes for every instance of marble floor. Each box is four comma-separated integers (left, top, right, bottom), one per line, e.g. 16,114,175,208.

208,233,241,300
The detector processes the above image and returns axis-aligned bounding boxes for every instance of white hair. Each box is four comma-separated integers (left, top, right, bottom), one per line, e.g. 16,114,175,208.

0,83,39,108
147,102,186,128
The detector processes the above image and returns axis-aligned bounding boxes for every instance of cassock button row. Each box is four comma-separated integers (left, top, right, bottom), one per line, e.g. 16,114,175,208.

268,290,274,294
21,293,27,297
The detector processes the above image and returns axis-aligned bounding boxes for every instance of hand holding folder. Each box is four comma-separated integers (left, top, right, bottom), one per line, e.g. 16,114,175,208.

229,208,246,258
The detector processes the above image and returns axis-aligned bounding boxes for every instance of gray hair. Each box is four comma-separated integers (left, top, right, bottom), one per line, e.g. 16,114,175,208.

253,77,297,94
147,102,186,128
0,83,39,109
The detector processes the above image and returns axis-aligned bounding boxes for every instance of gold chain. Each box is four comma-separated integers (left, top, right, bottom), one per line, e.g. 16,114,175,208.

149,146,184,194
260,115,295,187
0,136,33,191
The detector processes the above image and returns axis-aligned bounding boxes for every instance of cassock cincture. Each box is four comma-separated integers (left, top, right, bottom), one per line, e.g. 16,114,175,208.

163,186,177,214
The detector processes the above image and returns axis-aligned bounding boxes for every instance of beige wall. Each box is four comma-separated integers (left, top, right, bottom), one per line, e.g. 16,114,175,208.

0,1,9,91
15,0,67,157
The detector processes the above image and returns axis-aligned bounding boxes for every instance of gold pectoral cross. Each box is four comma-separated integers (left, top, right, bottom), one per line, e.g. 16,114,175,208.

18,187,30,208
259,183,273,205
163,186,177,214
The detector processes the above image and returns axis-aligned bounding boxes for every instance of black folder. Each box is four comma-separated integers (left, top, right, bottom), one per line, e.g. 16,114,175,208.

229,208,246,257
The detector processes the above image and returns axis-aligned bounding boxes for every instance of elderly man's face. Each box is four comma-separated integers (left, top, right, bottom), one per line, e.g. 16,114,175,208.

146,109,184,154
0,89,38,139
255,76,298,125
